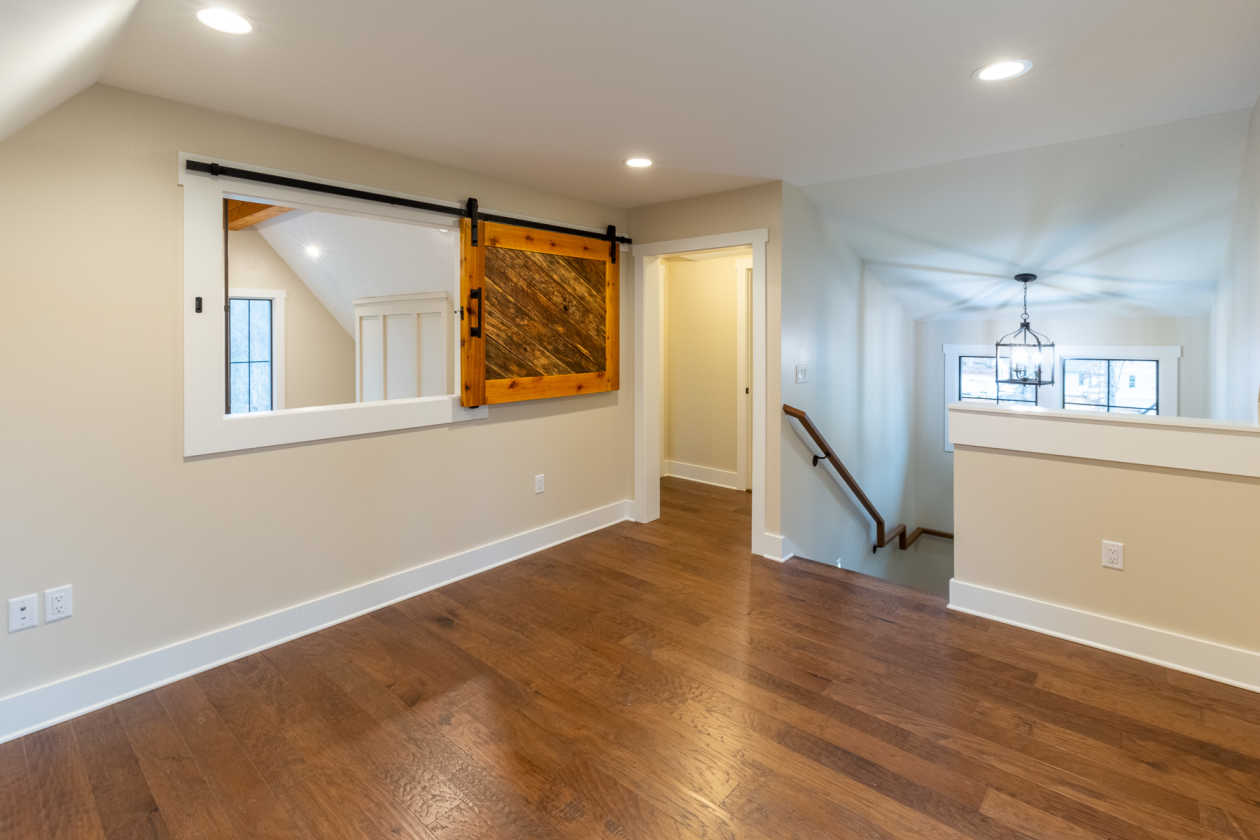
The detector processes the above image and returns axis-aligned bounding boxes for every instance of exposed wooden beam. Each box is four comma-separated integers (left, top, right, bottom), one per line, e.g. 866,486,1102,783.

226,199,292,230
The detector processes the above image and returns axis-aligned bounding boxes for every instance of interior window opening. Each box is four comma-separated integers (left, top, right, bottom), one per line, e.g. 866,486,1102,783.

223,197,458,415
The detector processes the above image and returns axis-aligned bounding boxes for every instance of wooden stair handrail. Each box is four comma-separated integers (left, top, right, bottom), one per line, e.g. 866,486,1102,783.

783,403,954,553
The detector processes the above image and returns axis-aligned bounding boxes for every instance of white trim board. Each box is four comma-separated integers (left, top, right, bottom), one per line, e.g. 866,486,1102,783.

0,499,632,745
949,403,1260,479
757,532,796,563
949,579,1260,694
663,460,740,490
183,153,486,457
632,229,771,557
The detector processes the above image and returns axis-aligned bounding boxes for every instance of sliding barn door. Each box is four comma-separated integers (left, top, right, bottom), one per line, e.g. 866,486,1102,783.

460,219,619,406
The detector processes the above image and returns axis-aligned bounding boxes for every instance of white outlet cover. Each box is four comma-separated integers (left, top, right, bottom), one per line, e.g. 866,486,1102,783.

534,474,545,494
45,584,73,622
8,594,38,633
1102,540,1124,570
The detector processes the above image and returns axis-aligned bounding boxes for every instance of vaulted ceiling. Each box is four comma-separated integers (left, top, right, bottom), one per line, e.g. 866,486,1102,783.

253,210,457,335
5,0,1259,208
807,110,1251,318
0,0,137,139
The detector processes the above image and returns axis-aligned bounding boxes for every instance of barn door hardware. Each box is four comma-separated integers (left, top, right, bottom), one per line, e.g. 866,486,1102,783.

607,225,618,263
467,288,482,337
466,197,480,246
186,160,634,250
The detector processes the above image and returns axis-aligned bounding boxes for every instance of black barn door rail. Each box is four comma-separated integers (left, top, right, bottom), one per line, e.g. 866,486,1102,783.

185,159,631,258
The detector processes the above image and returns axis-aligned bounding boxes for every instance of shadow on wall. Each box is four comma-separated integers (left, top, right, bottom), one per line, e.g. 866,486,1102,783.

784,416,953,598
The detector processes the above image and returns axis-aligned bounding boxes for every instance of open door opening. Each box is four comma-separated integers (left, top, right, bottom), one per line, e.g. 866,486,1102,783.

632,229,775,559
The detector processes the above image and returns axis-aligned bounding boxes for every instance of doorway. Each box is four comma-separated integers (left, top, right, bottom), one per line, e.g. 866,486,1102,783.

659,247,752,491
632,229,774,557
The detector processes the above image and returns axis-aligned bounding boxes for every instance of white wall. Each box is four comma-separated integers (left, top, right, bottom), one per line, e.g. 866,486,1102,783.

663,255,742,475
1213,97,1260,423
914,309,1212,532
0,84,632,700
779,185,922,585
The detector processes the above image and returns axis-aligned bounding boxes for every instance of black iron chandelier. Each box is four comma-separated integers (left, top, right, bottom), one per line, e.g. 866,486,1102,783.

996,273,1055,387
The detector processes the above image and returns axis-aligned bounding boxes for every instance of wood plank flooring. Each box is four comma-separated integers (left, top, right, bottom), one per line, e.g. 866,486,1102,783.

5,477,1260,838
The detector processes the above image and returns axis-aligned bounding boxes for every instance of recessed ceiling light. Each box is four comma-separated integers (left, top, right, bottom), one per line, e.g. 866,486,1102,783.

196,8,252,34
304,244,322,259
975,59,1032,82
625,157,653,168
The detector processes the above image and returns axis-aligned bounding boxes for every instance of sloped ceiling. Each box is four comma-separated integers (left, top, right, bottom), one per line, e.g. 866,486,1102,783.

255,210,457,334
0,0,137,141
806,110,1252,319
98,0,1260,207
4,1,1259,208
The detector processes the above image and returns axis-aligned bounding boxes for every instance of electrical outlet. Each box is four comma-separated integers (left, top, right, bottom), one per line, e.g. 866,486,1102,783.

8,594,38,633
534,474,545,494
1101,540,1124,570
794,363,809,384
45,585,73,623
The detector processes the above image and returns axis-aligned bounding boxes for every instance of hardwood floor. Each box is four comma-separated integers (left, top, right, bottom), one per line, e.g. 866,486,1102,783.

5,477,1260,838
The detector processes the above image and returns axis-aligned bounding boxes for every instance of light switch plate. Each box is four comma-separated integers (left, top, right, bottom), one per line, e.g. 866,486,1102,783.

8,594,38,633
1101,540,1124,570
45,585,73,622
534,474,545,494
794,363,809,384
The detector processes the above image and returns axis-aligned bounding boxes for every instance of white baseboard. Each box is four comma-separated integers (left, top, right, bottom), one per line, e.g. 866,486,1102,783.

949,579,1260,694
0,499,633,745
754,532,795,562
663,459,741,490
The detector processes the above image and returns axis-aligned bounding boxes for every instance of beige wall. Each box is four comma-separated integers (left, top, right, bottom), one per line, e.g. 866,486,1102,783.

0,84,632,697
228,229,355,409
663,256,741,472
954,446,1260,652
630,181,782,530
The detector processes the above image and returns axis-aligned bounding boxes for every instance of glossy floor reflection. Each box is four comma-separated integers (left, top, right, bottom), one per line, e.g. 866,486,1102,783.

4,478,1259,838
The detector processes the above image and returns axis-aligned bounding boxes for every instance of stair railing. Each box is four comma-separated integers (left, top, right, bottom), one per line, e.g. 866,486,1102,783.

783,403,953,553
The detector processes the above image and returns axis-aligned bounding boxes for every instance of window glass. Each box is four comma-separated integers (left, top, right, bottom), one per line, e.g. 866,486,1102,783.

1063,359,1157,415
959,356,1037,404
229,298,273,413
959,356,997,401
1110,360,1158,410
1064,359,1107,408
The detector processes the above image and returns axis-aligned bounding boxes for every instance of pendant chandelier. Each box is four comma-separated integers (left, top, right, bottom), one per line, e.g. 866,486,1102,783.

996,273,1055,387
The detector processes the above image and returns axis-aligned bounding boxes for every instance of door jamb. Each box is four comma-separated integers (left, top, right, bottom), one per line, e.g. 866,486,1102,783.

632,229,772,557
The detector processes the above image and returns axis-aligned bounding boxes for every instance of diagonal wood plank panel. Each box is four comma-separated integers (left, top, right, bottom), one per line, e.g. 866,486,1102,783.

483,247,606,379
4,478,1260,839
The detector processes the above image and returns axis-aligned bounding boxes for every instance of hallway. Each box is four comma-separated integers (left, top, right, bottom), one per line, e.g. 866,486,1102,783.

4,478,1259,838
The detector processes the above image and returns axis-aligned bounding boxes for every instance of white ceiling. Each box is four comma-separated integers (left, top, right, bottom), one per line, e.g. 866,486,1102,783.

80,0,1260,207
256,210,457,334
0,0,137,139
806,109,1251,319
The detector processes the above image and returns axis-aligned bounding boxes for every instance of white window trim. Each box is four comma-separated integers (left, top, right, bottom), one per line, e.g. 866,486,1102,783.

181,153,486,457
943,343,1181,453
228,288,286,411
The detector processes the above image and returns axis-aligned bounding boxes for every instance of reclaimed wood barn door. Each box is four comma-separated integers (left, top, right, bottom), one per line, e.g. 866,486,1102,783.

460,219,619,406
